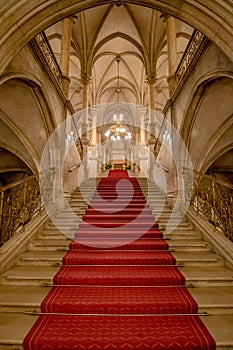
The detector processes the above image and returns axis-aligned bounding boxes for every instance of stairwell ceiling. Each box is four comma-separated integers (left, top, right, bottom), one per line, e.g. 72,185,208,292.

45,3,193,115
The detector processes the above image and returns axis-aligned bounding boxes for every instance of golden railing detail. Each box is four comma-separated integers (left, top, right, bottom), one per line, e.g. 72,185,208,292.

0,168,55,245
182,168,233,241
34,32,63,85
175,30,209,87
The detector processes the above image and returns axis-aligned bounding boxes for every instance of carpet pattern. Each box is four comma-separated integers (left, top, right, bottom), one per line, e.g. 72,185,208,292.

23,169,216,350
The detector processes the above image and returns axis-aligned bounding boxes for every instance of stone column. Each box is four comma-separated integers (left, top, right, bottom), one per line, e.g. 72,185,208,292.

138,108,149,177
146,74,157,179
89,107,99,176
162,14,178,95
146,74,156,139
60,17,74,97
139,107,147,145
91,107,98,147
81,73,90,139
134,126,140,173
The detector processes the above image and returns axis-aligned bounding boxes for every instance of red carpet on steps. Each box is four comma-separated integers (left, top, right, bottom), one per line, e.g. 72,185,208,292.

23,169,216,350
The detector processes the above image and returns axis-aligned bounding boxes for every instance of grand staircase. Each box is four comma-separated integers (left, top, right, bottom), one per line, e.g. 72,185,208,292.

0,173,232,349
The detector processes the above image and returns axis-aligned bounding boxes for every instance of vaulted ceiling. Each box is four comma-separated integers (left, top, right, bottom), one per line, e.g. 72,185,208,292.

45,3,193,113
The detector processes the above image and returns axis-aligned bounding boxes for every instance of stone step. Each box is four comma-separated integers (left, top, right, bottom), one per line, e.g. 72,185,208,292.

0,285,50,313
0,266,59,285
44,222,80,231
0,313,232,350
50,216,84,223
161,225,196,233
157,220,192,228
190,286,233,314
1,264,232,287
29,239,70,251
0,313,37,349
36,230,73,240
173,251,224,267
180,266,233,286
0,285,232,315
30,237,209,252
164,232,202,240
17,250,224,268
168,239,211,251
18,250,65,266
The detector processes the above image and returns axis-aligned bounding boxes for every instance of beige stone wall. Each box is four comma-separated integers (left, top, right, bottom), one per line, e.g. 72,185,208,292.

0,43,82,195
170,42,233,173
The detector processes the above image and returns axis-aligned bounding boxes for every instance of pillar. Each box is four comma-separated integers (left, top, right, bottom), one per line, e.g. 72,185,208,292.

139,107,147,145
60,17,74,97
81,73,90,139
91,107,98,147
162,14,178,95
146,74,156,139
134,126,140,172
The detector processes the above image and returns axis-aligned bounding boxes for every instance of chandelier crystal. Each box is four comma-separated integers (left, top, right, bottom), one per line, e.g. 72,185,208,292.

104,55,132,141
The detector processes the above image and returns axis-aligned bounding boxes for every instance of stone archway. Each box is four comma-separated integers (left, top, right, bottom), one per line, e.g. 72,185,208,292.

0,0,233,74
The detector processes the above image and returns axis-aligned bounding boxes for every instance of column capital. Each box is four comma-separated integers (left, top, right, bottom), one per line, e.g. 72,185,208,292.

145,73,156,85
81,73,91,85
90,107,98,116
139,107,148,116
160,12,170,22
70,15,78,24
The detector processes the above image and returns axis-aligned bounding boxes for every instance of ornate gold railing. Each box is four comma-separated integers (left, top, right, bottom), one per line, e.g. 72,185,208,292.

0,168,55,245
182,168,233,241
175,30,210,87
33,31,63,85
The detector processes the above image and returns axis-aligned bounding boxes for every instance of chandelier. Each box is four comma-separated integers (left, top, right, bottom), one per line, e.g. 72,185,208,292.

104,55,132,141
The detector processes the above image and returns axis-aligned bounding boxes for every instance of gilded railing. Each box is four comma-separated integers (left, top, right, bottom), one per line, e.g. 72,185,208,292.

33,31,63,85
182,168,233,241
175,30,209,87
0,168,55,245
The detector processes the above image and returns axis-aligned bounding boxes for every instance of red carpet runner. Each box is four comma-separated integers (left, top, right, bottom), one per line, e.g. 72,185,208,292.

23,170,216,350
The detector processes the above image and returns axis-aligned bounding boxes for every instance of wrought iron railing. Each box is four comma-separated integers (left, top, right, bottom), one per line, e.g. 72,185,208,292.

182,168,233,241
0,168,55,245
175,29,210,87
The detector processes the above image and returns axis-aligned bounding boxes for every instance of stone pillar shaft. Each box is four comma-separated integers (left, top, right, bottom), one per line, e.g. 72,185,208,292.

139,108,147,145
81,75,90,137
146,74,156,139
60,17,73,96
163,14,178,95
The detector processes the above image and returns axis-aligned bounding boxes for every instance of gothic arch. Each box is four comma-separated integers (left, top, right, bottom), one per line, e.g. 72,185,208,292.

180,73,233,172
0,76,59,172
0,0,233,75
